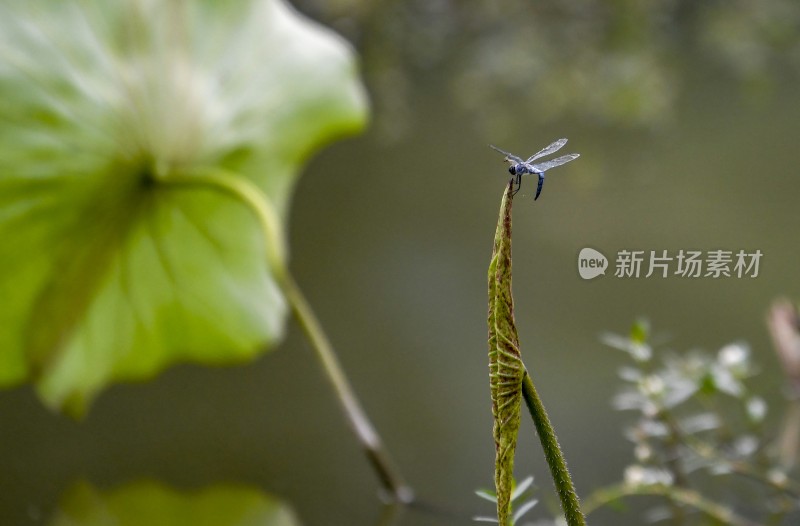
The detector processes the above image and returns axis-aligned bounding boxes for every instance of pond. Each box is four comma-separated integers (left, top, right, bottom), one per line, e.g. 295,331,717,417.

2,1,799,525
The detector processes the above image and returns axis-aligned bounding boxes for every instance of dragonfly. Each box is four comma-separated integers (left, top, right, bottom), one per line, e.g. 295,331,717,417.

490,138,580,200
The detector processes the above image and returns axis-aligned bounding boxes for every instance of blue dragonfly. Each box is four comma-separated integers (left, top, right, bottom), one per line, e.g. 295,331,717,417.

490,138,579,200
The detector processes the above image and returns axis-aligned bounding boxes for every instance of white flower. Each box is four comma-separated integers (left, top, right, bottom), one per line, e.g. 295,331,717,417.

717,342,751,377
746,396,767,422
624,465,674,487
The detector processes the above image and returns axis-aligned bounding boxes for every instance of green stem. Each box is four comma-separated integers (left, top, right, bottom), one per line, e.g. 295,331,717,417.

162,168,411,502
582,483,762,526
520,370,586,526
280,273,412,502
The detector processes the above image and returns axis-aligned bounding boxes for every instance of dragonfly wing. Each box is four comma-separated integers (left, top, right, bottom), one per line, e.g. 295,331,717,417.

489,144,523,164
525,138,568,163
530,153,580,173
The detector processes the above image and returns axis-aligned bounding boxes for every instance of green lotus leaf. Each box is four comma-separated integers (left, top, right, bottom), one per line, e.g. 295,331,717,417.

0,0,368,415
49,481,301,526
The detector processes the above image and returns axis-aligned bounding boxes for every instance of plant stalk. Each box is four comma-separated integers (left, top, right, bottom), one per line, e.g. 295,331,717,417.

163,168,411,502
280,273,412,502
520,369,586,526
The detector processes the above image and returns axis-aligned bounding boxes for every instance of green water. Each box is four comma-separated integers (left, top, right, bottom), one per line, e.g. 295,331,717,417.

3,1,800,524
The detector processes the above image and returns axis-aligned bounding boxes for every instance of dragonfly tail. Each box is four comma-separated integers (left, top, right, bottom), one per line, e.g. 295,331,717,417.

534,173,545,200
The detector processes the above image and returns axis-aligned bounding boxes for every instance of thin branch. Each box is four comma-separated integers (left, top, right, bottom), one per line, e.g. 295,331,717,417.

582,483,763,526
281,273,412,502
681,434,800,499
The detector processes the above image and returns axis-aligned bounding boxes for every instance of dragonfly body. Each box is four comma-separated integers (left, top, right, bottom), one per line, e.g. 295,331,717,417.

490,138,579,200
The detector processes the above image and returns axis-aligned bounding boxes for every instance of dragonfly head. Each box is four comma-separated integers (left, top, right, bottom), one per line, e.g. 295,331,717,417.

509,163,528,175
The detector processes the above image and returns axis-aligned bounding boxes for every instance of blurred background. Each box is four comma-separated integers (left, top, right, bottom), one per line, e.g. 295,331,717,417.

2,0,800,524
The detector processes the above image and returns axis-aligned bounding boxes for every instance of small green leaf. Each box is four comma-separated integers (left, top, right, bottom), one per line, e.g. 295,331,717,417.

475,488,498,503
0,0,367,415
629,319,650,344
510,498,538,525
510,476,534,502
48,481,301,526
487,183,524,526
